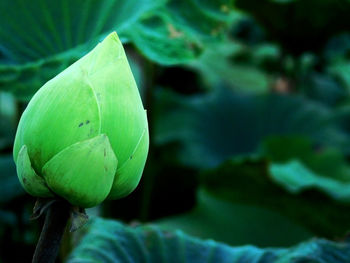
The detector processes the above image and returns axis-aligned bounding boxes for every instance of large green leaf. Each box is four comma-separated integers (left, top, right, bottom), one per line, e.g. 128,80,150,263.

260,136,350,202
0,0,165,100
271,160,350,202
154,135,350,245
0,0,163,62
200,157,350,238
260,136,350,182
68,217,350,263
188,41,275,93
154,88,349,169
157,189,312,247
124,0,237,65
0,0,238,100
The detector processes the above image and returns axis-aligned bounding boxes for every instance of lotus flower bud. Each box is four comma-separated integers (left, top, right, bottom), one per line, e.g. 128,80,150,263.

13,32,149,208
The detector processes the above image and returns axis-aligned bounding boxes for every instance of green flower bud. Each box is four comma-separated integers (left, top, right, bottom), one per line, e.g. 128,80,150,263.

13,32,149,208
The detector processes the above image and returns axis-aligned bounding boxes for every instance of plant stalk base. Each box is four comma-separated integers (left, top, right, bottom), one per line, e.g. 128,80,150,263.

32,200,71,263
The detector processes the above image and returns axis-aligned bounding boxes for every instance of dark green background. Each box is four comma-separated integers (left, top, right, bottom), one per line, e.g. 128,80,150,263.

1,0,350,262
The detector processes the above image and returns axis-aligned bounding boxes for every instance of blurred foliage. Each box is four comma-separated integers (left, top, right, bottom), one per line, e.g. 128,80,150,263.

188,42,276,93
0,0,234,100
154,88,350,168
234,0,350,55
68,217,350,263
157,188,313,247
0,155,24,203
1,0,350,262
0,0,165,100
124,0,236,65
200,157,350,239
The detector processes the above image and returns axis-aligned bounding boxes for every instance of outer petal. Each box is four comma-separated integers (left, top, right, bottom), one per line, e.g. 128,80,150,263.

42,134,117,208
79,32,148,168
13,50,101,173
16,145,53,197
108,126,149,199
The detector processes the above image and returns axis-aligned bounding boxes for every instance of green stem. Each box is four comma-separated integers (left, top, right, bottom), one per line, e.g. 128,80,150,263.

32,200,71,263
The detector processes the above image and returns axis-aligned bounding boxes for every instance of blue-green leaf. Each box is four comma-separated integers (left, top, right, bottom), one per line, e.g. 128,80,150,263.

157,189,312,247
68,217,350,263
0,0,165,100
188,42,273,93
260,136,350,182
154,88,349,169
270,160,350,202
0,0,238,99
200,156,350,239
124,0,237,65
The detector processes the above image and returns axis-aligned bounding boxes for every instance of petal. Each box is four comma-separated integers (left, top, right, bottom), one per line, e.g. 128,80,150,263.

83,32,148,168
42,134,117,208
108,126,149,199
13,50,102,173
16,145,53,197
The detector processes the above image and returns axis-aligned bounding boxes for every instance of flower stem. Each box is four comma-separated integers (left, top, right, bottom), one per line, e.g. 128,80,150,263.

32,200,71,263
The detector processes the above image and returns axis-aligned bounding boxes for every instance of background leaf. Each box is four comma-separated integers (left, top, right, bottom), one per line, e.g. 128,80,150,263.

0,0,238,100
199,157,350,238
270,160,350,201
124,0,236,65
68,217,350,263
260,136,350,182
188,41,275,93
154,88,350,169
156,188,312,247
0,0,164,62
0,0,165,100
